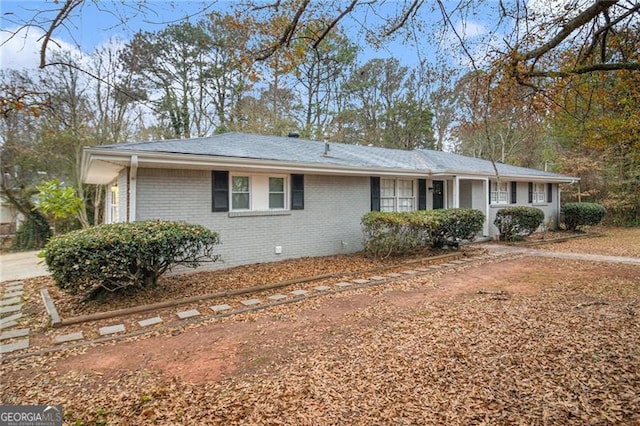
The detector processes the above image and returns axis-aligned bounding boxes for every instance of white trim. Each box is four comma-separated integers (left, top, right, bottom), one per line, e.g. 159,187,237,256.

230,172,288,212
82,149,579,185
379,177,416,212
129,155,137,222
483,178,490,236
452,176,459,208
532,182,546,204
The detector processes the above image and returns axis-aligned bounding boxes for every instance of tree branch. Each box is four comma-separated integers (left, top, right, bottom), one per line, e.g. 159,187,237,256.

255,0,310,61
39,0,84,68
522,62,640,78
518,0,618,62
312,0,359,50
383,0,423,37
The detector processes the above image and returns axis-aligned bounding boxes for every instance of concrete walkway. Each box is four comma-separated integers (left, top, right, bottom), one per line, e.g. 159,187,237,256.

481,243,640,265
0,251,50,282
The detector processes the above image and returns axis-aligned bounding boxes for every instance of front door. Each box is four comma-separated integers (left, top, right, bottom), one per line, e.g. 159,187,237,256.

432,180,444,209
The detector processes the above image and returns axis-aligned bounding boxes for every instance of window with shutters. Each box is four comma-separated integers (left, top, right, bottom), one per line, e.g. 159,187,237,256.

380,178,415,212
490,181,509,204
230,174,287,211
533,183,546,204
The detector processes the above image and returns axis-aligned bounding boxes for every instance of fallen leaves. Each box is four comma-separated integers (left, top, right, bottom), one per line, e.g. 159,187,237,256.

2,228,639,424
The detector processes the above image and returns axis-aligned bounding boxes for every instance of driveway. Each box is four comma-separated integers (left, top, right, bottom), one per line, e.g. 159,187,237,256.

0,250,49,282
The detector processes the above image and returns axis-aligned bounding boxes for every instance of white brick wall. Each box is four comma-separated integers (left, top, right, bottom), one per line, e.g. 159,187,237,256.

135,169,369,269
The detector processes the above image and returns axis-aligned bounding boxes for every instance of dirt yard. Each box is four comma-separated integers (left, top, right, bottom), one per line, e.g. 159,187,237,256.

1,228,639,425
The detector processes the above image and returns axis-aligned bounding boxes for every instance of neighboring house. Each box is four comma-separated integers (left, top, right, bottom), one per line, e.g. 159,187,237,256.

0,194,21,245
82,132,577,268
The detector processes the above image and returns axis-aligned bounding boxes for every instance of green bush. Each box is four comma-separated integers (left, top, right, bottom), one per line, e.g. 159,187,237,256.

494,207,545,241
42,220,221,299
561,202,606,231
433,208,486,248
362,209,485,257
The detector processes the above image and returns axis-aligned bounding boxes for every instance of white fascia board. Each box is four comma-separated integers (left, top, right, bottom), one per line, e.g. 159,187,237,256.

431,171,578,184
85,149,432,178
83,148,579,184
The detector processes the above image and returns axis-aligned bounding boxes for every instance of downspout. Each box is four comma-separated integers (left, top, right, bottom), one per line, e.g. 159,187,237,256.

484,178,490,237
557,182,561,231
129,155,138,222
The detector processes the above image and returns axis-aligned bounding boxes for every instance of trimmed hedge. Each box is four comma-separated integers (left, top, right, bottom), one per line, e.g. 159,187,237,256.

361,208,485,258
562,202,606,231
494,206,545,241
42,220,221,299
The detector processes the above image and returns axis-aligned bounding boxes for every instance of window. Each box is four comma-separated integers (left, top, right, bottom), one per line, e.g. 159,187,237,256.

109,184,119,223
269,177,285,209
380,178,415,212
533,183,546,203
491,181,509,204
398,179,414,212
232,176,250,210
230,174,287,211
381,178,396,212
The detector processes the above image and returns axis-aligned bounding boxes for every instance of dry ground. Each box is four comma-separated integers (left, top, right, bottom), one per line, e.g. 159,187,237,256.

1,228,639,425
535,226,640,258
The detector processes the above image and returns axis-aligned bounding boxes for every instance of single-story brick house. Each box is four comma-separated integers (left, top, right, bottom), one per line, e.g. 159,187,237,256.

82,132,577,268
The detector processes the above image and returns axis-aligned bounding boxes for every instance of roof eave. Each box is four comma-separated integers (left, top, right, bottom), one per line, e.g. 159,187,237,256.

82,147,579,184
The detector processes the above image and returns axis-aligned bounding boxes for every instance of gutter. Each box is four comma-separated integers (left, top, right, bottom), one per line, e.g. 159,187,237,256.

83,148,578,184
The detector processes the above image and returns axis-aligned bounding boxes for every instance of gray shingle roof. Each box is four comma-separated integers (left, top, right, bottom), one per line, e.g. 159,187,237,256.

97,132,574,181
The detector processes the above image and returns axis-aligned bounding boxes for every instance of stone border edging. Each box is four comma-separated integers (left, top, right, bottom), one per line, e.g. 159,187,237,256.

1,251,507,362
40,288,61,325
52,251,466,328
502,231,602,247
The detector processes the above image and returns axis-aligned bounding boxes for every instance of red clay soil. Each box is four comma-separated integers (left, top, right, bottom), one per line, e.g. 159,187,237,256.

3,255,639,425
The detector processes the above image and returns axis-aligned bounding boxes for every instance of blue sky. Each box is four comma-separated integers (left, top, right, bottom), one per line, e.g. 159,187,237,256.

0,0,494,71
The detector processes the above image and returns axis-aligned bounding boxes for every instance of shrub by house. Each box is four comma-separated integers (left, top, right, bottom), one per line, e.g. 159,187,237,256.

493,206,545,241
43,220,221,299
361,208,484,258
561,202,606,231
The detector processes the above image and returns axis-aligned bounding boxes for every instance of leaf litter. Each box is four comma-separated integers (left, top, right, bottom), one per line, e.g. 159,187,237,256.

1,228,639,424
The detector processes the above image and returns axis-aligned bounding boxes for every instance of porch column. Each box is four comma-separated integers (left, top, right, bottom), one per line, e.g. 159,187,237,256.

128,155,137,222
452,176,460,208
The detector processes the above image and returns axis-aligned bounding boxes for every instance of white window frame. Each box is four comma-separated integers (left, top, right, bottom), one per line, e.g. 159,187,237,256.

108,183,119,223
380,178,396,212
380,178,416,212
268,177,286,209
230,173,288,212
533,183,546,204
491,181,509,204
231,175,251,211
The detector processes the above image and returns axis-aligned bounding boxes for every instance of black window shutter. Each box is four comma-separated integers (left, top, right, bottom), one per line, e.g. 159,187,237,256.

211,171,229,212
371,177,381,211
291,174,304,210
488,180,492,205
510,181,517,204
528,182,533,203
418,179,427,210
547,183,553,203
